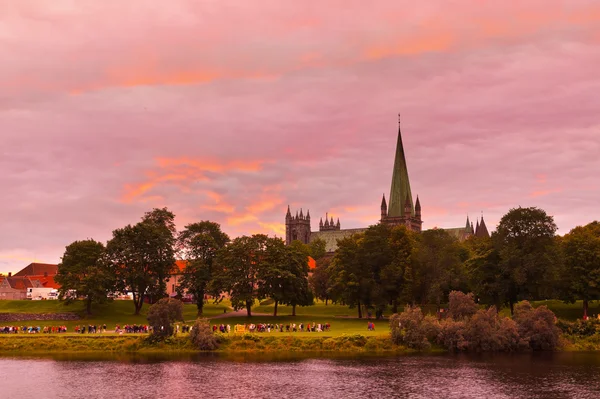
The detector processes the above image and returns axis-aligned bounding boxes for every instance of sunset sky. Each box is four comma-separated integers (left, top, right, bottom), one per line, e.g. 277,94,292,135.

1,1,599,273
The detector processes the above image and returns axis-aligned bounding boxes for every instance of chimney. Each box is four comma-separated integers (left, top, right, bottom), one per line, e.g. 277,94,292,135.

8,272,11,277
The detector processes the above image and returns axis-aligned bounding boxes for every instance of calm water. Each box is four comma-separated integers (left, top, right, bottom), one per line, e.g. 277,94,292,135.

1,352,600,398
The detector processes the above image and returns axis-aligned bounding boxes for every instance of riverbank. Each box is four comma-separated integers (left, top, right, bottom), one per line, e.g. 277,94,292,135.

2,332,600,356
0,333,411,355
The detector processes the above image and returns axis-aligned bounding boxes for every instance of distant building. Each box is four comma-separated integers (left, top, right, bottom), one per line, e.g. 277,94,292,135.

0,275,43,300
14,263,60,289
285,115,489,253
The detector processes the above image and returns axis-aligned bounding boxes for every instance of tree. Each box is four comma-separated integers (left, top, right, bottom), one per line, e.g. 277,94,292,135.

493,207,559,314
55,239,114,315
329,233,374,318
106,208,177,315
309,256,333,305
177,221,230,316
382,226,416,313
284,241,314,315
147,298,183,339
308,238,327,260
215,234,269,316
258,237,295,316
413,229,468,309
465,235,506,309
561,221,600,319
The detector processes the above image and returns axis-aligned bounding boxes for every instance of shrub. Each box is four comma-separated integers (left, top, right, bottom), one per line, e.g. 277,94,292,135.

513,301,560,351
448,291,479,320
421,315,442,343
438,319,468,351
147,298,184,339
465,308,520,352
557,319,600,336
390,306,431,350
189,318,219,350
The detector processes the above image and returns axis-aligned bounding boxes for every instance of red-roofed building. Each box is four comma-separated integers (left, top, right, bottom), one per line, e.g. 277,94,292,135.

0,276,43,300
166,260,188,296
13,263,60,290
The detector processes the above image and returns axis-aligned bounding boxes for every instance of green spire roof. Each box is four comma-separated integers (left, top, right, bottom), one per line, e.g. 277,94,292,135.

388,116,414,217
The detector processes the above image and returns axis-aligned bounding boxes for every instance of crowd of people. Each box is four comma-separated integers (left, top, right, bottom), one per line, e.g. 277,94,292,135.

74,324,108,333
224,322,332,333
115,324,149,334
0,326,52,334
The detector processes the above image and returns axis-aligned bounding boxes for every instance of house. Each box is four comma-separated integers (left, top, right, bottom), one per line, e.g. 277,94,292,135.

14,263,60,289
166,260,187,297
0,275,43,300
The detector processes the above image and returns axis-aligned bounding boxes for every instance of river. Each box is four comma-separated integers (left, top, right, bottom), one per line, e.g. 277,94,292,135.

1,352,600,398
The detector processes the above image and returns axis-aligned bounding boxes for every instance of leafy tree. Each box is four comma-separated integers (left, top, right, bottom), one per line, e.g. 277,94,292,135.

55,239,114,315
382,226,416,313
147,298,183,339
513,301,560,350
413,229,468,309
106,208,177,314
561,221,600,319
308,237,327,260
493,207,559,314
309,256,333,304
329,233,374,318
464,235,506,309
215,234,269,316
285,241,314,315
189,318,219,350
177,221,230,316
447,291,479,321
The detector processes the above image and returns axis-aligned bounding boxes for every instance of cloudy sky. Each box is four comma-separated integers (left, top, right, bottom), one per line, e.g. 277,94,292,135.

1,1,599,273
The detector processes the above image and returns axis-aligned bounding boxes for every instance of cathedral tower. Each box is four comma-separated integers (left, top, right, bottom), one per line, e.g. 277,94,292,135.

285,206,312,244
381,115,423,232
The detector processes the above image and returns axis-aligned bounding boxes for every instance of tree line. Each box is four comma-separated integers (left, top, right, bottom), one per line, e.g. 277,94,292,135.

55,208,315,316
311,206,600,319
55,206,600,319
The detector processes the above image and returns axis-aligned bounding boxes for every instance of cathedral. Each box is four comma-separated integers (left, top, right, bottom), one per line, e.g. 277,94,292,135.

285,116,489,252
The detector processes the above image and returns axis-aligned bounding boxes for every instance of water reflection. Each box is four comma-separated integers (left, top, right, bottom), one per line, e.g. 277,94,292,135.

1,352,599,398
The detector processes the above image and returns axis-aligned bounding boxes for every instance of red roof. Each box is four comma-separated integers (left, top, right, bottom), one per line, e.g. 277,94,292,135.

28,275,60,289
14,263,58,277
171,260,188,274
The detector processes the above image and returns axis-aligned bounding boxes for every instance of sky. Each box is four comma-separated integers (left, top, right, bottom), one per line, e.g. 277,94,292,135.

1,1,599,273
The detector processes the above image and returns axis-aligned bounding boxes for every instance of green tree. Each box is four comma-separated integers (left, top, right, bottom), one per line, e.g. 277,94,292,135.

106,208,177,315
465,235,506,309
382,226,417,313
308,237,327,260
493,207,559,314
309,256,333,305
55,239,114,315
177,221,230,316
329,233,374,318
284,240,314,315
215,234,269,316
561,221,600,319
414,229,468,309
147,297,183,339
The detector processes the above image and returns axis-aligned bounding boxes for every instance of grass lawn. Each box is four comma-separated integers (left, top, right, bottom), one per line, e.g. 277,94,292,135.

0,298,595,335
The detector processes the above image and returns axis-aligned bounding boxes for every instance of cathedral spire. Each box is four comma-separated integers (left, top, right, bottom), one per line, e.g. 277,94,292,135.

476,212,490,238
388,113,414,218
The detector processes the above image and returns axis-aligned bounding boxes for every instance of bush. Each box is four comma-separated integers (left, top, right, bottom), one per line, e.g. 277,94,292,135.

448,291,478,321
438,319,468,351
189,319,219,350
513,301,560,351
557,319,600,336
390,306,431,350
147,298,184,339
465,308,520,352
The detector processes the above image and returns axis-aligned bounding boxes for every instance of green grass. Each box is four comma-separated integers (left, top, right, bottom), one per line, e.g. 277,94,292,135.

0,299,231,331
0,298,595,335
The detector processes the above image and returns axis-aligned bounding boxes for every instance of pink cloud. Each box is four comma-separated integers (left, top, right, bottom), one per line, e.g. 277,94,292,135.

1,1,600,273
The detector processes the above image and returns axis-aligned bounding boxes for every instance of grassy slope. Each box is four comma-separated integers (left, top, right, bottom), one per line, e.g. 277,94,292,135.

0,299,596,336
